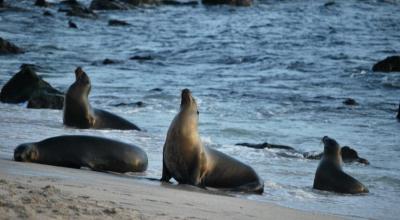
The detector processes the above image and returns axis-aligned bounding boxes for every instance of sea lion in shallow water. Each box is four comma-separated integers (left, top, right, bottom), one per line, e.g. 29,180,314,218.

161,89,264,194
14,135,148,173
63,67,140,130
313,136,368,194
236,142,369,165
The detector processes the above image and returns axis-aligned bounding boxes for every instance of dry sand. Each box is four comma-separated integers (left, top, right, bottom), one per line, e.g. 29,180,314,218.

0,158,342,220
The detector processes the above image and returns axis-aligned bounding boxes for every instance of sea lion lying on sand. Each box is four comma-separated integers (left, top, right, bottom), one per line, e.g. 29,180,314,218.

14,135,148,173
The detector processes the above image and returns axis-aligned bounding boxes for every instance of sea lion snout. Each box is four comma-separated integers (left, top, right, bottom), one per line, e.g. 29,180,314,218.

74,67,90,84
322,136,340,156
181,88,195,107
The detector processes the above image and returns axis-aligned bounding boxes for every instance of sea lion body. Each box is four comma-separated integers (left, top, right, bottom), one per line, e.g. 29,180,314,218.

162,89,264,194
63,67,140,130
313,136,368,194
14,135,148,173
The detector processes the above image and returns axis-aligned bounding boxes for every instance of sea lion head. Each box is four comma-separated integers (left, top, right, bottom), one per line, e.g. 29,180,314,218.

180,88,199,115
322,136,342,164
66,67,91,99
341,146,370,165
74,67,91,93
14,143,39,162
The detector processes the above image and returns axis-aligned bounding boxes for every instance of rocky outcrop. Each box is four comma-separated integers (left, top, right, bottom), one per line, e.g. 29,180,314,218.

90,0,130,10
0,65,64,109
89,0,160,10
0,37,23,54
27,93,64,109
202,0,251,6
35,0,48,7
372,56,400,72
58,0,97,19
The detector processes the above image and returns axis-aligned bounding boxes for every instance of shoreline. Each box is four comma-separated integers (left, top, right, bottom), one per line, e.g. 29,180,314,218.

0,158,342,220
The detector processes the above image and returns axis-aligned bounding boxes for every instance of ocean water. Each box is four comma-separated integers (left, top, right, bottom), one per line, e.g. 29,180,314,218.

1,0,400,219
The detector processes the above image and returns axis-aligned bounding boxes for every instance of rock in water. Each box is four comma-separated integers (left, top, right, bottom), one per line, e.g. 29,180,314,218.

59,0,97,19
108,19,130,26
0,37,23,54
35,0,48,7
68,20,78,28
202,0,252,6
343,98,358,106
27,93,64,109
89,0,130,10
372,56,400,72
0,65,63,108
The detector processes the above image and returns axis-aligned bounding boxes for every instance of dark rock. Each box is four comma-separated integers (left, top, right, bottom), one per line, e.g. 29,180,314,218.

202,0,251,6
0,65,62,105
59,0,97,19
130,55,154,61
122,0,160,5
372,56,400,72
0,37,23,54
102,58,117,65
43,11,54,16
27,93,64,110
343,98,358,106
162,0,198,6
89,0,130,10
68,20,78,29
149,88,163,92
324,1,335,7
35,0,48,7
108,19,130,26
397,103,400,121
0,0,4,8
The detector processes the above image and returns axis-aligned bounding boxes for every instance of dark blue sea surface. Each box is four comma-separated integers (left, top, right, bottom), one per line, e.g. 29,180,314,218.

1,0,399,219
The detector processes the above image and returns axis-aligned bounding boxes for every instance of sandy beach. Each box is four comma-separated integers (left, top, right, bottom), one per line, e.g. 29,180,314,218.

0,158,342,220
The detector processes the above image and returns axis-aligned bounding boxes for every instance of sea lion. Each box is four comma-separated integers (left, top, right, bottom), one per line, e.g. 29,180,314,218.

161,89,264,194
63,67,140,130
14,135,148,173
313,136,368,194
236,142,369,165
236,142,296,151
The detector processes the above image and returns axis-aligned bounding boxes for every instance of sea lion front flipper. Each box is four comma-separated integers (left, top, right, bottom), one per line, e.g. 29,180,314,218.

161,159,172,182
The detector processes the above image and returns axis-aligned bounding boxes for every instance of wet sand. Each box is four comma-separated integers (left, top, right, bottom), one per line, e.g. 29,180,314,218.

0,158,342,220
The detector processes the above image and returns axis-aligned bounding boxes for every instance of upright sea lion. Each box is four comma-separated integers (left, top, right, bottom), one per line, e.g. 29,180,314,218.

313,136,368,194
63,67,140,130
161,89,264,194
14,135,148,173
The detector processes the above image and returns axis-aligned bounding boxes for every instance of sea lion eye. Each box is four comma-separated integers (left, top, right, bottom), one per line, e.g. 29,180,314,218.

197,110,199,115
